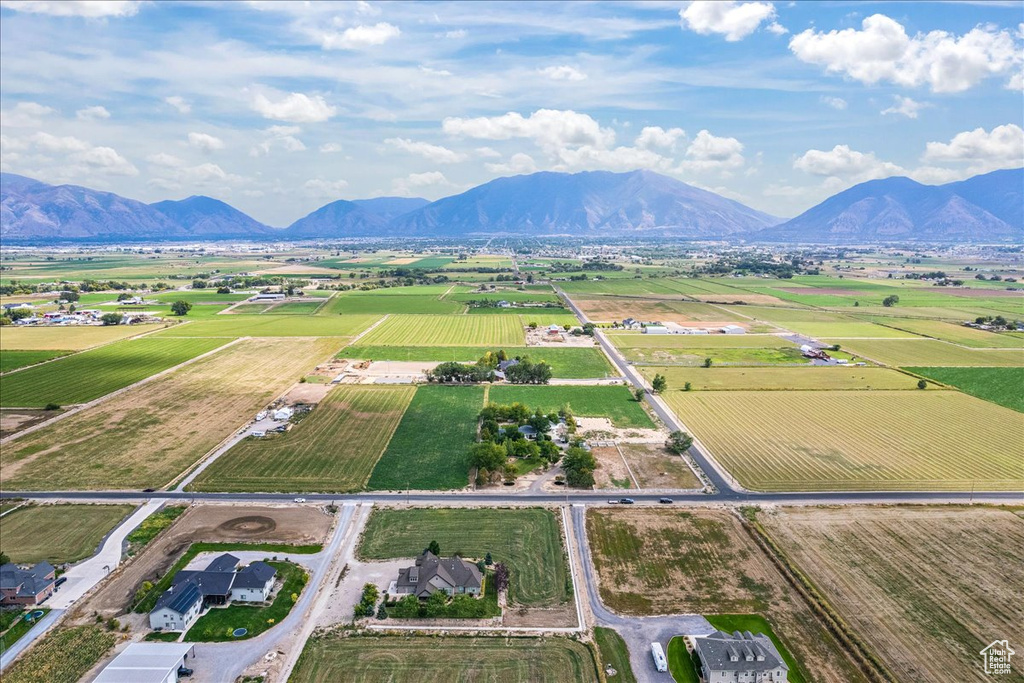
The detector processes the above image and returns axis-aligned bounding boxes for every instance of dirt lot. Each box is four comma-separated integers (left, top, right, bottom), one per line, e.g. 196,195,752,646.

0,408,55,438
586,508,867,682
576,417,665,442
591,446,635,490
72,504,333,618
526,326,596,347
759,506,1024,683
618,442,701,489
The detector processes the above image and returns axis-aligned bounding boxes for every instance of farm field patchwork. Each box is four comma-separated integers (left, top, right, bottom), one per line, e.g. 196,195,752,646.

576,298,750,324
663,390,1024,491
359,507,569,607
585,509,864,682
153,314,380,338
906,366,1024,412
0,337,228,407
759,506,1024,683
0,324,163,350
865,317,1024,348
0,504,134,564
290,635,598,683
834,338,1024,366
641,366,924,391
0,349,68,373
356,314,524,347
366,385,484,490
1,337,340,490
338,345,613,378
606,332,792,348
488,385,655,429
617,343,807,366
322,290,465,315
776,321,919,338
721,306,854,325
189,385,415,492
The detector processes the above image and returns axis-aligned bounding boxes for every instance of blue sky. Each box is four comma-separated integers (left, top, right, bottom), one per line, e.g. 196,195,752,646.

1,0,1022,226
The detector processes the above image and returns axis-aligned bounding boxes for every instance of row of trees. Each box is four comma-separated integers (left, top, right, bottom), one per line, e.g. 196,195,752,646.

425,350,552,384
471,403,573,485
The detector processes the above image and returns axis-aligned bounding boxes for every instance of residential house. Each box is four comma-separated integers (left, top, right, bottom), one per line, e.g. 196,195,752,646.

149,553,277,631
393,551,482,598
0,562,56,606
272,406,294,421
693,630,789,683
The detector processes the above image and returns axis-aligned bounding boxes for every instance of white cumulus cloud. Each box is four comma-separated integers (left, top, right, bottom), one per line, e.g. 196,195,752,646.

384,137,467,164
680,130,746,171
321,22,400,50
680,1,777,42
922,124,1024,172
27,132,138,176
250,126,307,157
635,126,686,151
2,102,55,127
164,96,191,114
188,132,225,152
303,178,350,198
0,1,140,17
794,144,905,181
443,109,615,154
76,105,110,121
392,171,454,196
820,96,848,110
538,65,587,81
251,92,336,123
486,153,538,175
789,14,1022,93
319,143,343,153
881,95,927,119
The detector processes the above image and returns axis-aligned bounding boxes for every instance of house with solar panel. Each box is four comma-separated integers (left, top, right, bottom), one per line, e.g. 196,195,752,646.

148,553,277,632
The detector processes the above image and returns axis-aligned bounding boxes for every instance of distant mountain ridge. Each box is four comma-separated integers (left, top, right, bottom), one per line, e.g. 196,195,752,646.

756,168,1023,243
2,168,1020,243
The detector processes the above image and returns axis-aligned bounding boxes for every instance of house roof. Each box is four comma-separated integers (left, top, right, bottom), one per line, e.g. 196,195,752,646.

204,553,240,573
694,630,788,674
0,562,55,597
395,551,482,596
231,561,276,589
153,580,202,615
171,570,235,597
498,359,520,371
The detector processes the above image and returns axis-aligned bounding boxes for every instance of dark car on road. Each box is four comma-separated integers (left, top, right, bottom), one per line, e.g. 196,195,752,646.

619,498,635,504
659,497,674,504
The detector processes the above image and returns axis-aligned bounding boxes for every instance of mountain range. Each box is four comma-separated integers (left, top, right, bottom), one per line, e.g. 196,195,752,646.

1,168,1020,244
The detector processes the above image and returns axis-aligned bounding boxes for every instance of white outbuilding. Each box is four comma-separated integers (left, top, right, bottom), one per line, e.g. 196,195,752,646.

95,642,196,683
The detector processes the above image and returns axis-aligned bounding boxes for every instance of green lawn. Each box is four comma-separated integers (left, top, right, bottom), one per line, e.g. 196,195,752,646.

338,345,614,378
359,507,569,607
487,385,655,429
0,608,50,652
125,506,187,556
184,561,307,641
0,350,69,374
594,627,637,683
0,337,228,407
906,367,1024,412
366,385,484,490
667,636,700,683
0,504,134,564
705,615,806,683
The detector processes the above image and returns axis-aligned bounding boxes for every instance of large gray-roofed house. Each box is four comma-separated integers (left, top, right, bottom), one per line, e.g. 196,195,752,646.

694,630,789,683
0,562,56,606
150,581,203,632
394,551,483,598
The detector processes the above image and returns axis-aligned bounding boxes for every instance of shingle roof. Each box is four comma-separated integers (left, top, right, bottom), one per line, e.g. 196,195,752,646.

694,630,788,674
0,562,55,597
204,553,240,573
231,561,276,589
395,551,482,596
171,570,234,597
153,581,201,615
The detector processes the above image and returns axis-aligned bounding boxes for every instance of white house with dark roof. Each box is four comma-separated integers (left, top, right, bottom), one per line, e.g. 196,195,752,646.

694,630,789,683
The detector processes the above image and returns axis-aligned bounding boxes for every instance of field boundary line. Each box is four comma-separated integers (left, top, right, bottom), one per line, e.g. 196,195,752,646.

355,386,417,491
0,336,244,447
613,443,641,489
345,313,390,346
560,505,586,632
0,321,177,377
438,284,456,300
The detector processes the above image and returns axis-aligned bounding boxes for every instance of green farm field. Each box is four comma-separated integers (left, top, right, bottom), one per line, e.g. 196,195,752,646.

906,366,1024,412
366,385,484,490
190,385,415,492
153,314,380,338
618,344,808,366
1,337,339,490
834,339,1024,366
777,321,919,338
338,345,613,378
665,390,1024,491
323,288,465,315
1,626,115,683
606,332,793,348
290,636,598,683
488,385,655,429
0,350,68,373
0,337,228,407
359,507,569,607
866,317,1024,348
0,504,133,564
356,314,524,346
642,366,925,391
0,324,163,350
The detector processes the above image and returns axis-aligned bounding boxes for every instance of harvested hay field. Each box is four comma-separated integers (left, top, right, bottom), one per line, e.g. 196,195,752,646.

642,366,924,391
664,390,1023,491
606,332,789,348
0,504,133,564
866,317,1024,348
291,635,599,683
576,298,748,324
759,506,1024,683
585,508,865,682
618,442,700,489
0,324,163,350
828,338,1023,366
190,384,415,492
75,504,332,616
1,337,340,490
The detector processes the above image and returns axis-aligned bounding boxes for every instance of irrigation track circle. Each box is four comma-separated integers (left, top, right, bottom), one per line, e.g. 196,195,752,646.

217,516,277,535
